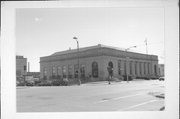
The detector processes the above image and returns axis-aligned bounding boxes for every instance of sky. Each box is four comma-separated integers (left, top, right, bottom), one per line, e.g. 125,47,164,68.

16,8,165,72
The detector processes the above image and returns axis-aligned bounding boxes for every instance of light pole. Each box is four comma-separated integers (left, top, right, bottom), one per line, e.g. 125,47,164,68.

125,46,137,83
73,37,81,85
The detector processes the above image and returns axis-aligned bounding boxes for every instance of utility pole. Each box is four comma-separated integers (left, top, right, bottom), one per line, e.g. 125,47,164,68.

73,37,81,85
145,38,150,79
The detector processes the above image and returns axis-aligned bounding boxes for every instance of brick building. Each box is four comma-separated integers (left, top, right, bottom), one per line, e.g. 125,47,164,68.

40,44,159,81
16,55,27,77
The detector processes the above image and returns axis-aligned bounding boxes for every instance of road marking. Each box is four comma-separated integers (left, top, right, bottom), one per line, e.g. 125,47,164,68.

94,93,145,104
112,93,145,100
118,99,161,111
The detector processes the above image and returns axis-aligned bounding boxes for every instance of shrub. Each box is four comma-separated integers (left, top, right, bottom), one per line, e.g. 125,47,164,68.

37,81,52,86
52,80,62,86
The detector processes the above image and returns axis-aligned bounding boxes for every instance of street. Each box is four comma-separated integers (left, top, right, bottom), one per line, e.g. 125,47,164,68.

17,80,165,112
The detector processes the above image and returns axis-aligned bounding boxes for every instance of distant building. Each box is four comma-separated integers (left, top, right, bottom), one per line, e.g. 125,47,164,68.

40,44,159,81
16,55,27,77
158,64,164,77
25,72,40,82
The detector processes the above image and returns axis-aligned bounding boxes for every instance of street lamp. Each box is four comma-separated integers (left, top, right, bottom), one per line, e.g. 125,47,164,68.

73,37,81,85
125,46,137,83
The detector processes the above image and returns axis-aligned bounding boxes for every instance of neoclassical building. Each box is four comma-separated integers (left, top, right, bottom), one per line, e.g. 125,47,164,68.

40,44,159,80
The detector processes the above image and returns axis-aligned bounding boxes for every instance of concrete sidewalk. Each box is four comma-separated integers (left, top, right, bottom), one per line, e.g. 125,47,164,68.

82,79,159,86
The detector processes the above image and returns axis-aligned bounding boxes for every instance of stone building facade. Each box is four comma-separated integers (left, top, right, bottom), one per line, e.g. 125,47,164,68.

40,44,159,81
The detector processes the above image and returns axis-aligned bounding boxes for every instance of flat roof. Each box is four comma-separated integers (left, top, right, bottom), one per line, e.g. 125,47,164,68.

51,44,132,56
40,44,158,63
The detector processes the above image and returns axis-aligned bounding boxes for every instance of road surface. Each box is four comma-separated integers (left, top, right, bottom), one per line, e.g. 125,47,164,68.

17,80,165,112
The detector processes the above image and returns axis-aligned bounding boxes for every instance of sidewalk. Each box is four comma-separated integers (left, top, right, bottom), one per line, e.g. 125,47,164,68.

82,79,160,86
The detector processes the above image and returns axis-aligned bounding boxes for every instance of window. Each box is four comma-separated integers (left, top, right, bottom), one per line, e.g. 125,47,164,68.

62,66,66,78
74,64,78,78
68,65,73,78
52,67,56,75
52,66,56,79
57,66,61,78
118,60,121,75
57,66,61,75
108,61,113,68
92,62,98,78
43,68,47,80
108,61,114,75
80,64,85,78
144,62,146,75
124,61,126,75
154,65,157,75
24,65,26,71
139,62,142,75
135,62,137,75
148,63,150,74
130,61,132,75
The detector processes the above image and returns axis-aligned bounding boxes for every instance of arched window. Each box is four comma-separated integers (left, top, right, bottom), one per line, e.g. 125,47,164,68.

108,61,113,68
92,62,98,78
108,61,113,75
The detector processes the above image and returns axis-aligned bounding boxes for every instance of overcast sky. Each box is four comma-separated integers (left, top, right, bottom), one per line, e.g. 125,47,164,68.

16,8,165,72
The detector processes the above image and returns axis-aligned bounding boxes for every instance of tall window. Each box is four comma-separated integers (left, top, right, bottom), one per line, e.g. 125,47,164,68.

108,61,113,68
135,62,137,75
124,61,126,75
144,62,146,75
148,63,150,74
80,64,85,78
57,66,61,78
74,64,78,78
62,66,66,78
52,67,56,75
24,65,27,71
130,61,132,75
154,65,157,75
43,67,47,79
118,60,121,75
139,62,142,75
68,65,73,78
52,66,56,79
108,61,114,75
92,61,98,78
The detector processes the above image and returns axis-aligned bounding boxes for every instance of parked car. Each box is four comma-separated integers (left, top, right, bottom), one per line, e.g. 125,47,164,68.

159,77,164,81
26,82,34,86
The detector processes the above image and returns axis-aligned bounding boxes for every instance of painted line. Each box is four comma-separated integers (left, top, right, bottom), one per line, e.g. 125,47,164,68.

112,93,145,100
94,93,145,104
118,99,161,111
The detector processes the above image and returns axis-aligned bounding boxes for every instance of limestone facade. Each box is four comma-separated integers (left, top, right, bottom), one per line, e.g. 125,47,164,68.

40,44,159,80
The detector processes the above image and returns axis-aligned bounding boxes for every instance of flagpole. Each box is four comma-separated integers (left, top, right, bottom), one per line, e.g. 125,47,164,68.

145,38,148,55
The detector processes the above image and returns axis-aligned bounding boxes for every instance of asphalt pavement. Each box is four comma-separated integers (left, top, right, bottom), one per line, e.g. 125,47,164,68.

17,80,165,112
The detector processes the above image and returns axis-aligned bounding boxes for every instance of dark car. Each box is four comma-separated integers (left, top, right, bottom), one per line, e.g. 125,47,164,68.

26,82,34,86
159,77,164,81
